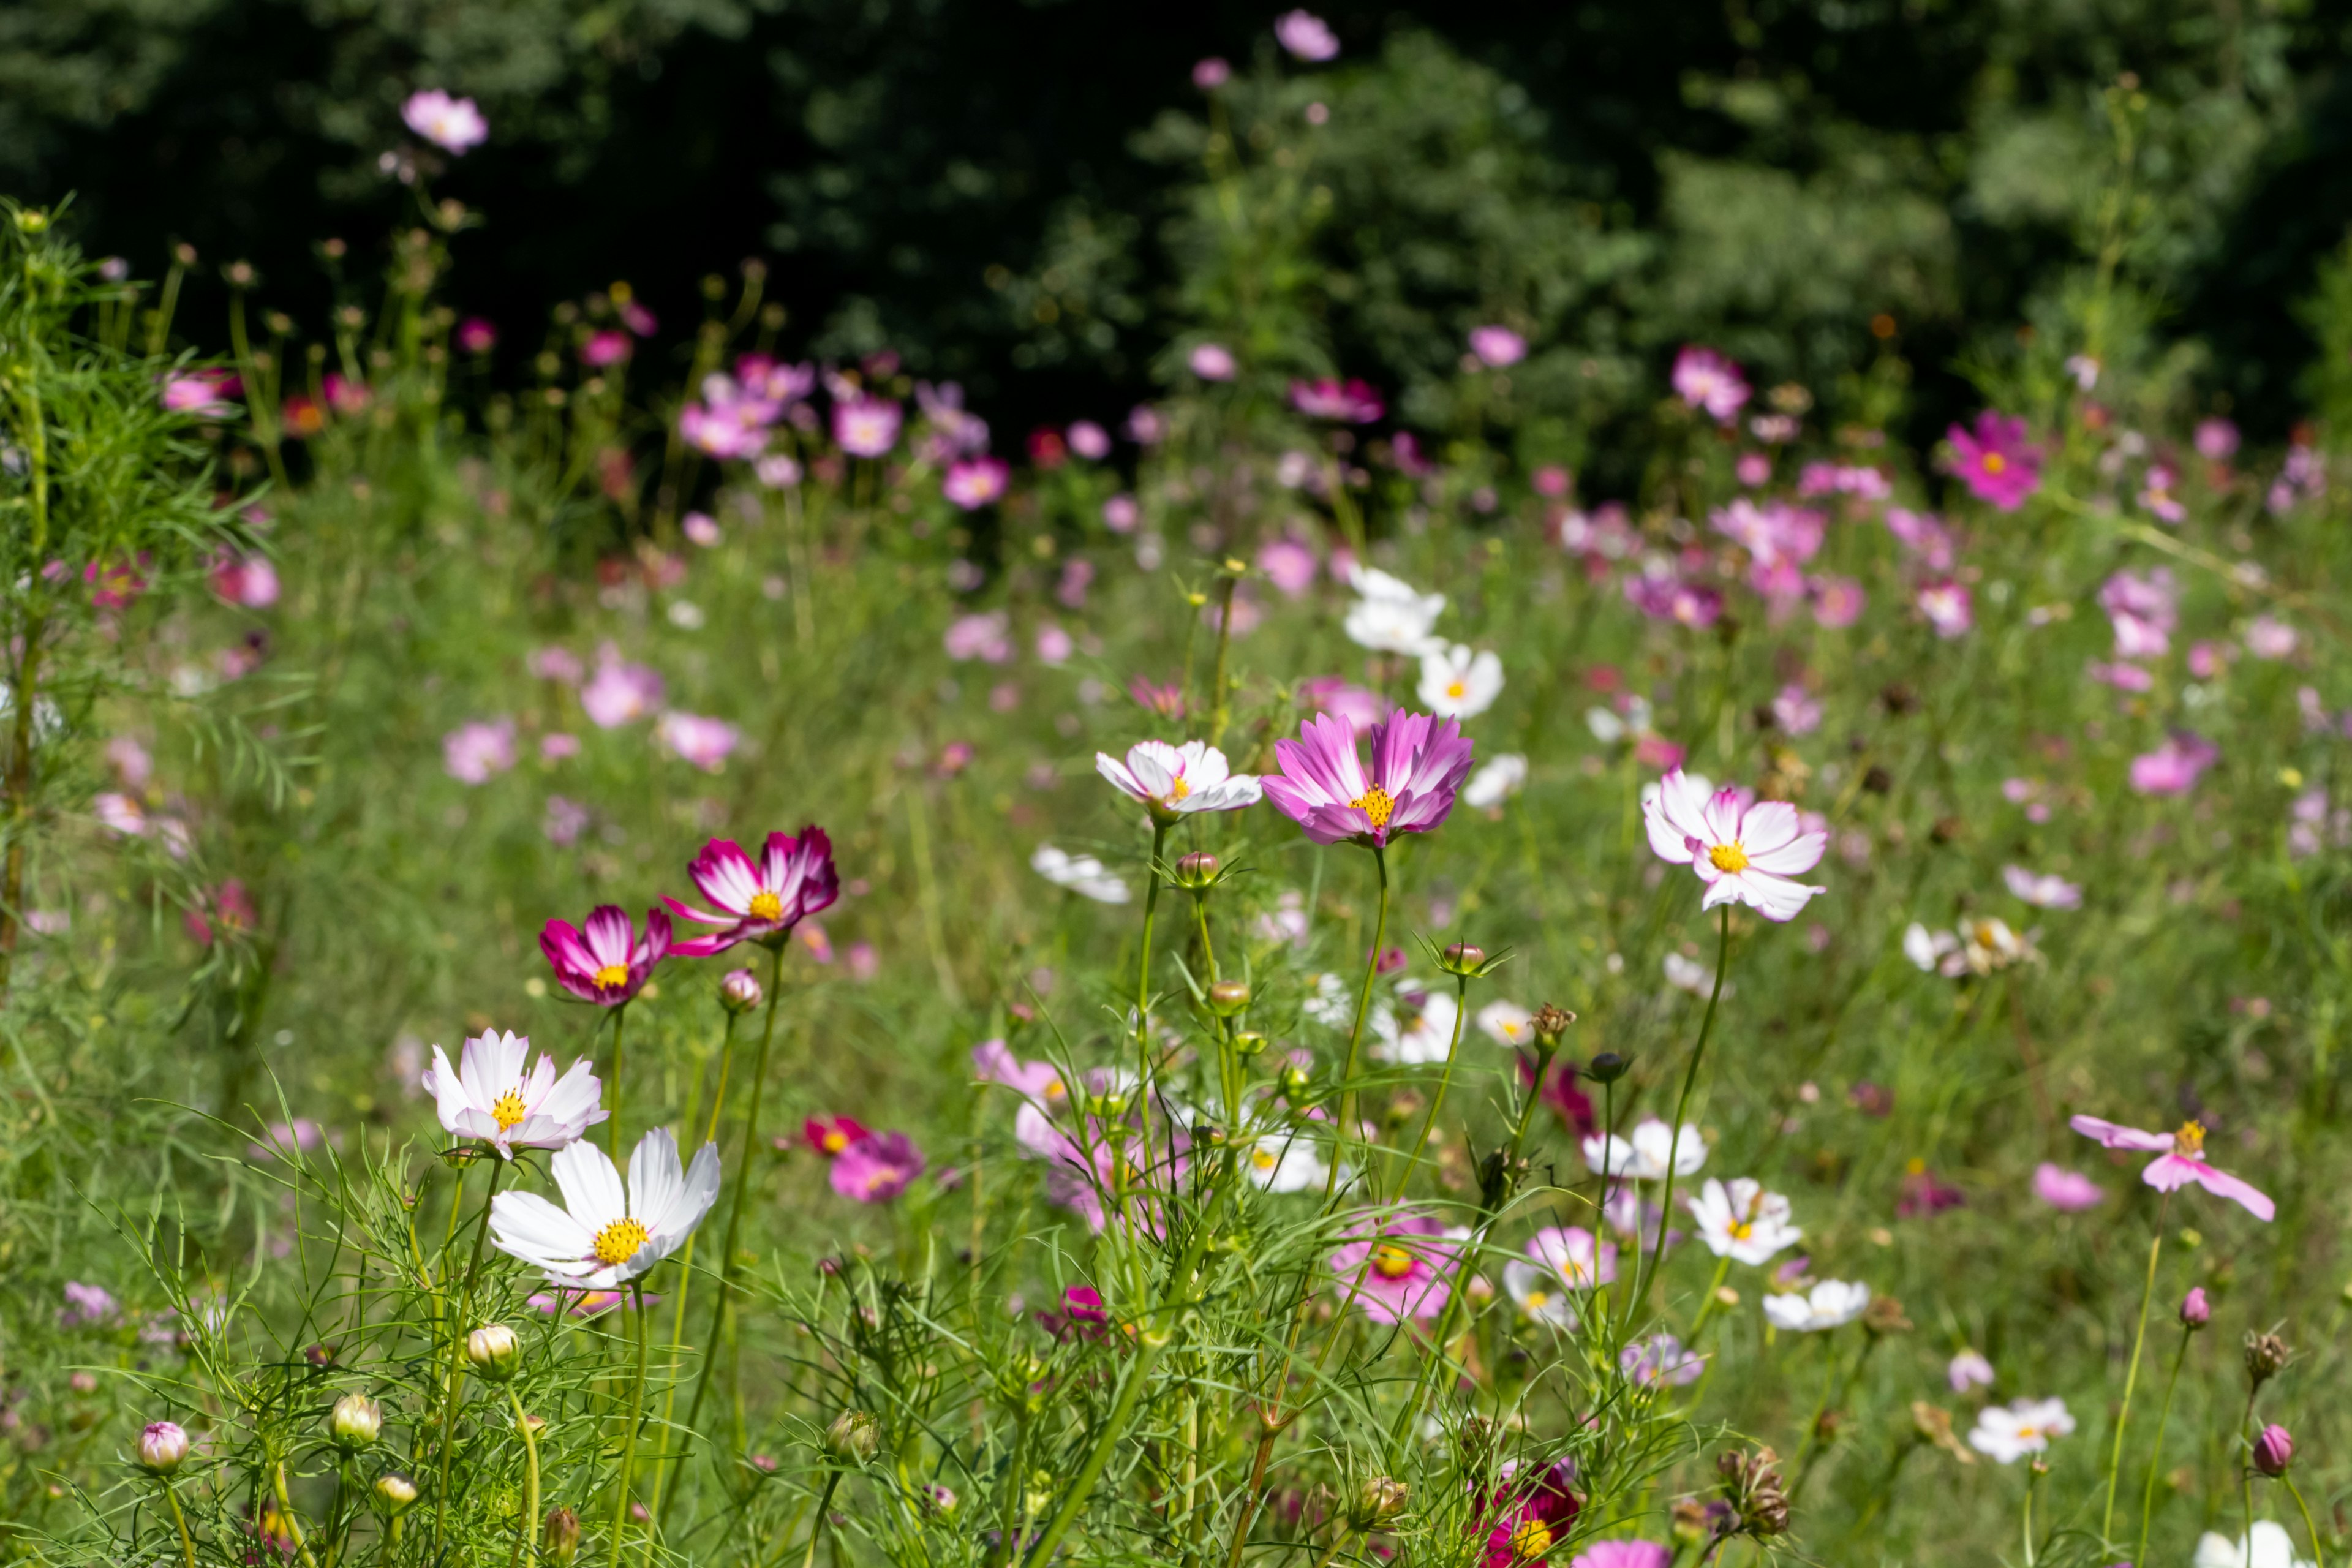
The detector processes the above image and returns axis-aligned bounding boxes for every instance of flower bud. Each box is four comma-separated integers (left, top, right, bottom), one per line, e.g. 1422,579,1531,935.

373,1473,419,1515
720,968,764,1014
543,1506,581,1564
826,1409,880,1463
1348,1476,1409,1529
1437,942,1487,976
138,1420,190,1474
466,1324,520,1382
1174,851,1220,889
328,1393,383,1451
1207,979,1251,1016
2253,1423,2294,1477
1586,1050,1630,1085
2179,1287,2211,1329
922,1483,959,1518
2245,1331,2290,1388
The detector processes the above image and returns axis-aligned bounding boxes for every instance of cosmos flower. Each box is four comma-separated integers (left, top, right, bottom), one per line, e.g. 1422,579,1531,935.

1243,1134,1329,1193
1030,844,1129,903
1526,1225,1616,1290
1945,412,2041,510
1572,1542,1672,1568
540,905,671,1006
1341,564,1447,654
162,370,238,418
1619,1333,1706,1385
2032,1163,2103,1212
2195,1523,2316,1568
402,89,488,154
1189,343,1237,381
211,552,279,608
2129,731,2219,796
1289,377,1384,423
2068,1115,2274,1219
489,1128,720,1289
1643,768,1828,921
1093,740,1262,820
1917,580,1974,638
579,646,664,728
1463,752,1528,811
1417,644,1504,719
1475,1000,1534,1046
1328,1211,1456,1323
1480,1458,1579,1568
2002,865,2082,909
831,1131,924,1202
832,397,903,458
1502,1257,1579,1330
1274,9,1340,61
1688,1178,1801,1265
1762,1279,1871,1332
441,719,516,784
1948,1349,1996,1392
943,458,1011,510
1581,1118,1705,1182
1370,984,1460,1064
665,829,839,957
1468,326,1527,368
422,1029,608,1159
944,611,1013,663
655,712,741,774
2100,568,2177,659
1672,346,1749,423
1967,1398,2073,1464
1264,710,1475,850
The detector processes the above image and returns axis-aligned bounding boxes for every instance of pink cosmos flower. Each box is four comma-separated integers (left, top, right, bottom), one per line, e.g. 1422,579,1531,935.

456,317,497,353
1469,326,1527,368
211,552,279,609
2139,464,2186,524
1623,571,1724,629
1274,9,1340,60
1945,412,2041,510
1620,1333,1705,1386
1095,739,1262,820
1038,1284,1110,1341
84,556,149,611
1770,684,1822,736
1289,377,1384,423
656,712,740,774
581,330,631,368
665,827,840,957
1574,1542,1670,1568
943,458,1011,510
1948,1349,1996,1391
1735,452,1771,486
1188,343,1237,381
1128,674,1185,721
2195,418,2241,461
2245,616,2299,660
2068,1115,2274,1219
1193,56,1232,89
402,89,488,153
1810,576,1866,628
832,396,902,457
1644,768,1827,921
2100,568,2176,658
944,611,1013,663
1299,677,1387,736
971,1039,1068,1110
530,647,584,685
2002,865,2081,908
162,370,238,417
679,387,774,460
1712,499,1823,595
1328,1211,1455,1322
184,878,258,946
803,1115,871,1156
1482,1459,1580,1567
1035,624,1074,665
1884,507,1956,570
1263,710,1474,849
539,905,671,1006
831,1131,924,1202
2128,731,2218,796
543,794,589,846
2032,1163,2102,1212
580,646,664,728
2088,660,2155,693
1917,580,1973,638
1671,345,1748,423
443,718,518,785
1258,537,1319,597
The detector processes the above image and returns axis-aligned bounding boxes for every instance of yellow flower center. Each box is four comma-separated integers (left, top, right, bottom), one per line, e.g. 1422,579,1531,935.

2016,1424,2038,1440
748,890,785,922
1728,1219,1753,1240
1447,679,1467,699
2174,1120,2206,1158
592,962,629,990
1708,841,1749,873
492,1089,529,1131
1511,1520,1554,1558
1983,453,2007,475
1168,775,1191,802
1525,1289,1550,1310
1351,786,1397,828
1251,1148,1278,1170
822,1130,850,1154
1371,1245,1417,1279
592,1218,650,1267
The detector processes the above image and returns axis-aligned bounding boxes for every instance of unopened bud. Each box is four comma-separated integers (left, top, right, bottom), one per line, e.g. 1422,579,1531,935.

923,1483,959,1517
1174,851,1220,888
467,1324,520,1381
328,1393,382,1451
720,969,764,1014
1437,941,1487,977
1348,1476,1409,1529
1587,1050,1629,1085
138,1420,190,1474
2245,1332,2290,1387
826,1409,880,1463
373,1474,419,1515
1207,979,1251,1016
543,1506,581,1564
2179,1287,2211,1329
2253,1423,2294,1477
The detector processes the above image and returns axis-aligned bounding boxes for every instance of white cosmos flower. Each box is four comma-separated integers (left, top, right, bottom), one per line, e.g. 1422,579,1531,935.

1588,697,1655,746
1462,753,1528,810
1644,766,1828,922
1341,564,1446,654
1475,1000,1534,1046
1371,984,1458,1064
1903,922,1960,973
1762,1278,1871,1332
1967,1397,2075,1464
1243,1134,1328,1193
1581,1117,1705,1182
1416,644,1504,719
1502,1260,1578,1330
1030,844,1130,904
1094,739,1262,819
2195,1523,2315,1568
1688,1177,1801,1265
1662,951,1724,995
422,1030,608,1159
489,1128,720,1290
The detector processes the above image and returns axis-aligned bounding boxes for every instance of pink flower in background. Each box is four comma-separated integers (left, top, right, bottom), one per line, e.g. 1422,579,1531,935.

2245,616,2299,659
680,513,722,549
1193,56,1232,89
1713,499,1823,595
1798,462,1892,502
84,556,150,611
1063,420,1110,459
2088,660,2154,693
540,905,671,1006
2195,418,2241,461
1128,674,1185,721
1810,576,1866,628
529,647,584,685
1671,345,1748,423
1300,677,1387,736
1573,1542,1670,1568
1736,452,1771,486
679,377,777,459
803,1115,871,1156
581,330,631,367
1096,739,1262,818
832,396,902,458
2068,1115,2273,1219
1258,537,1319,597
2129,731,2218,796
655,712,739,773
1188,343,1237,381
402,89,488,154
105,735,151,789
2033,1163,2103,1212
1948,1349,1996,1391
1645,767,1827,921
1275,9,1340,60
1623,571,1723,629
1884,508,1956,571
943,611,1013,663
1264,710,1474,849
1620,1332,1706,1386
831,1131,925,1202
543,794,589,845
1328,1211,1454,1322
1290,377,1384,423
161,369,238,417
2003,865,2081,908
184,878,257,946
2099,568,2177,658
443,718,517,784
1771,684,1822,735
2139,465,2186,524
1469,326,1527,367
423,1030,605,1158
456,317,497,353
580,647,663,727
94,792,146,837
1480,1458,1580,1567
210,552,279,609
1102,493,1140,532
1917,580,1973,638
665,827,840,957
1945,412,2041,510
619,300,657,336
943,458,1010,509
1035,624,1073,665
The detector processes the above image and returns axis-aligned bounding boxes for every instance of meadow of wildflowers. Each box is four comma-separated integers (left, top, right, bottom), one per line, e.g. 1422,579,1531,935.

2,22,2352,1568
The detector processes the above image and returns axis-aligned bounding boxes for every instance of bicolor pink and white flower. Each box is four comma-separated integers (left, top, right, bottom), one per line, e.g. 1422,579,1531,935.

1328,1211,1456,1322
422,1029,608,1158
402,89,488,154
1643,768,1826,921
2002,865,2081,909
539,905,671,1006
1264,710,1475,849
489,1128,720,1288
1093,740,1262,820
665,828,840,957
2068,1115,2274,1219
1969,1398,2073,1464
1688,1177,1800,1265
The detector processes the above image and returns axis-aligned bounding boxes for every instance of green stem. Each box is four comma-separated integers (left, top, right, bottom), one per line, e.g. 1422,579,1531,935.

1308,1523,1355,1568
609,1283,650,1561
606,1003,631,1159
434,1156,505,1554
1625,904,1730,1335
274,1460,322,1568
2023,1463,2043,1568
2135,1327,2194,1568
1325,847,1390,1200
2286,1475,2328,1568
162,1482,197,1568
2102,1196,2171,1545
511,1391,542,1568
797,1472,843,1568
1390,974,1471,1205
1132,818,1172,1205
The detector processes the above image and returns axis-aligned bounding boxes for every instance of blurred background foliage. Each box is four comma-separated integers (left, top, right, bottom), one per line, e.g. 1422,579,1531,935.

6,0,2349,448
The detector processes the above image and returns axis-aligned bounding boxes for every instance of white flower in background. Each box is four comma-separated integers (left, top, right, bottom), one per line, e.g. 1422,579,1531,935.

1030,845,1130,905
1588,697,1655,745
1463,753,1528,810
1475,1000,1534,1047
1254,889,1310,947
1762,1279,1871,1332
1903,922,1960,973
1244,1134,1328,1193
1341,564,1445,655
422,1029,608,1159
489,1128,720,1289
1303,971,1392,1036
1958,916,2034,975
1371,984,1458,1064
1502,1259,1579,1330
1417,644,1503,718
1966,1397,2075,1464
2195,1523,2316,1568
1688,1178,1801,1265
2002,865,2082,909
1095,739,1262,819
1662,951,1719,995
1526,1224,1616,1289
1581,1117,1705,1182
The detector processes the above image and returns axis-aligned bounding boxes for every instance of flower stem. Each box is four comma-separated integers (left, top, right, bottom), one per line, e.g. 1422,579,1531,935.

510,1391,541,1568
1390,974,1470,1205
606,1003,631,1158
1625,903,1730,1336
274,1460,321,1568
797,1472,843,1568
434,1155,505,1556
2022,1462,2044,1568
2101,1196,2170,1544
161,1480,196,1568
2135,1324,2194,1568
608,1283,650,1562
2286,1475,2328,1568
1325,846,1390,1200
1132,819,1172,1206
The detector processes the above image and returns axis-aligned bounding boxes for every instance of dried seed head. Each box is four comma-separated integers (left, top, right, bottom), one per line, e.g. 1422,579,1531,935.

2244,1332,2290,1388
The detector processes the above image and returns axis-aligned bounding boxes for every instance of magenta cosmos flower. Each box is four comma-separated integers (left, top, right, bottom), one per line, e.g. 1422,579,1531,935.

1328,1211,1456,1323
402,89,488,154
2068,1115,2274,1219
1482,1459,1580,1567
1573,1542,1670,1568
1289,377,1384,423
665,827,839,957
1095,739,1262,821
831,1131,925,1202
942,458,1010,510
540,905,671,1006
1263,710,1474,849
1945,411,2041,510
1644,769,1826,921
